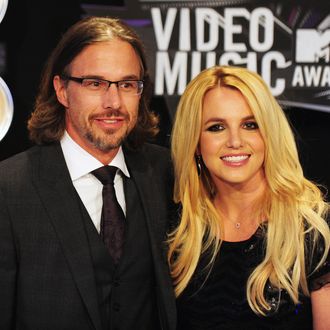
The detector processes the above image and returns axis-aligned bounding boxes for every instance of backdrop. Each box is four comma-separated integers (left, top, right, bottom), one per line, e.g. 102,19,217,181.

0,0,329,193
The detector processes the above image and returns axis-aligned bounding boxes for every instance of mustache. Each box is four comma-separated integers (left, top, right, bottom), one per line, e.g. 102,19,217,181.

89,109,128,120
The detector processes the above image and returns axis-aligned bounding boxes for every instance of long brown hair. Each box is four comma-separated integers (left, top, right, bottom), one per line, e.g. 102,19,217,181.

28,16,158,148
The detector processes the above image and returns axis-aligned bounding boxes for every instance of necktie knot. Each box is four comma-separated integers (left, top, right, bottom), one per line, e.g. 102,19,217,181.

92,165,117,185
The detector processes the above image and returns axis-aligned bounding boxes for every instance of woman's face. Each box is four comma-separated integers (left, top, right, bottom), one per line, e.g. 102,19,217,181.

199,86,266,191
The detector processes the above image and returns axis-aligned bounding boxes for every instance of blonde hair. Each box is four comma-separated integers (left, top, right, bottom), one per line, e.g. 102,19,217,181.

168,65,329,315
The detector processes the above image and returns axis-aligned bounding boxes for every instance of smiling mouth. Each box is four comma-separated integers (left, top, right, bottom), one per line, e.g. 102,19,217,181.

221,155,250,163
98,118,123,124
93,115,125,124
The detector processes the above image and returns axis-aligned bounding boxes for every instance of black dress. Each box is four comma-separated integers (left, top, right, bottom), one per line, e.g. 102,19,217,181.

177,226,330,330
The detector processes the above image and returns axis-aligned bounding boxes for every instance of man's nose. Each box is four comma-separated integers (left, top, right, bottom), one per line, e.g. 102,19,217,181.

102,84,121,109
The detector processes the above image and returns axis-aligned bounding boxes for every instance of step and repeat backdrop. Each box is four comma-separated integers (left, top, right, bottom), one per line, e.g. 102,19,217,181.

0,0,330,190
0,0,13,144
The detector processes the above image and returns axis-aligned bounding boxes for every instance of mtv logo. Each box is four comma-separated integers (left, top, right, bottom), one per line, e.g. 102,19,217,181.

296,29,330,63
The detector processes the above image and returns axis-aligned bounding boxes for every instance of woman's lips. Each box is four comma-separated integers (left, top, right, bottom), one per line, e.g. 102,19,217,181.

220,154,250,166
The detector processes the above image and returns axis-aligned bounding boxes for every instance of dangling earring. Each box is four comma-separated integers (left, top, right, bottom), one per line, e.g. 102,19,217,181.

195,155,202,176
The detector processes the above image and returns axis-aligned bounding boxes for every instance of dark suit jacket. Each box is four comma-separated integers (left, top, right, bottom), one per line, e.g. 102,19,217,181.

0,142,176,330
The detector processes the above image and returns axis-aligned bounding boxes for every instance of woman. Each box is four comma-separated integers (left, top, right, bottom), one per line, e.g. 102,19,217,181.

168,66,330,329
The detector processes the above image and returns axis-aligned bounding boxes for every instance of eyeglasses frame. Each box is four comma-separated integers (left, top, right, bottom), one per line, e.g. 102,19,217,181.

60,75,144,95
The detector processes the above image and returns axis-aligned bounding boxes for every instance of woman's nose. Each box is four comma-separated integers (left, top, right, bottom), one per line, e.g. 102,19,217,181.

226,129,243,149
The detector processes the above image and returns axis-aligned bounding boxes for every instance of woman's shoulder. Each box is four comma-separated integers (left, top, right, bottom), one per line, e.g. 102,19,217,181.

305,214,330,290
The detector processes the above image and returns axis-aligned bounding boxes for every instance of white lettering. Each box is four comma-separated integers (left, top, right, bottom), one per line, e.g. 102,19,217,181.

179,8,191,51
151,7,177,51
219,52,257,72
206,52,216,68
261,52,288,96
219,52,247,65
195,8,221,51
249,7,274,51
292,65,330,87
292,66,305,87
304,65,322,86
321,66,330,86
296,29,330,63
154,51,188,95
191,51,201,79
224,8,249,52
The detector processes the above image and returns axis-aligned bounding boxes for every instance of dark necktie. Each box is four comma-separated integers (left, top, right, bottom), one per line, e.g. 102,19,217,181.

92,166,125,263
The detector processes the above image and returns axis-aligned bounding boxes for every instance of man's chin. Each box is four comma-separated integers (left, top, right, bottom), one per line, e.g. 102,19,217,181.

89,136,125,153
84,127,130,151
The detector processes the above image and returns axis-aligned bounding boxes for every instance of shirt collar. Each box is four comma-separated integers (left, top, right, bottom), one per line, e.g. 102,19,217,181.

60,131,130,181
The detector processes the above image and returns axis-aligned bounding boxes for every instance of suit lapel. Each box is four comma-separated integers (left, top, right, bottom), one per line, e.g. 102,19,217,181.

124,146,176,330
30,144,102,330
123,148,164,247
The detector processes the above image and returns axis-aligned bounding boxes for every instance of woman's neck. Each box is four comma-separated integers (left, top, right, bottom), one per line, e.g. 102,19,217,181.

214,180,267,241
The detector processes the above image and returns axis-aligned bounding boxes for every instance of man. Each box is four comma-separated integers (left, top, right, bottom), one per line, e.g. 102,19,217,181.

0,16,176,330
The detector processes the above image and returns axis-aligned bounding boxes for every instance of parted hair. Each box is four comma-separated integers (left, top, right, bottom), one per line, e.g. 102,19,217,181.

28,16,158,148
168,65,330,315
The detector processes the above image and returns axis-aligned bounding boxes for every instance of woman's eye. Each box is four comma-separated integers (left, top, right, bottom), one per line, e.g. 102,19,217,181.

243,121,259,130
207,124,224,132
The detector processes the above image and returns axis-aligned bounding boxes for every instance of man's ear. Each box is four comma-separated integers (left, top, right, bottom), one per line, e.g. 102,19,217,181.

53,75,69,108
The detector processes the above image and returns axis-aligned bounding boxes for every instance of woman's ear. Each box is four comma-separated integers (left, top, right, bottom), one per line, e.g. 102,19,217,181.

195,144,200,156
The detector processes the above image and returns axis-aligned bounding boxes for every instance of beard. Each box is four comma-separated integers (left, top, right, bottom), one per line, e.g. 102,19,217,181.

84,126,129,152
66,107,137,153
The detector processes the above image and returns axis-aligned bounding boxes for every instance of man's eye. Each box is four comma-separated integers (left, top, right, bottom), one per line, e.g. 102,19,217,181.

92,80,101,87
206,124,224,132
243,121,259,130
83,79,104,89
120,81,135,89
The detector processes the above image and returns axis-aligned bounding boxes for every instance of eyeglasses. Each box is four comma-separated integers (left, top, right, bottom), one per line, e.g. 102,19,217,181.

61,75,144,95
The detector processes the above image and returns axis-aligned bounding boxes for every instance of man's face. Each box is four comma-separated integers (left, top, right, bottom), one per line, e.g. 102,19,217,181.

54,39,142,162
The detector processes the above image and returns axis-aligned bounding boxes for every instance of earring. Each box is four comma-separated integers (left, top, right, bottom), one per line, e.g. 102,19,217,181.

195,155,202,176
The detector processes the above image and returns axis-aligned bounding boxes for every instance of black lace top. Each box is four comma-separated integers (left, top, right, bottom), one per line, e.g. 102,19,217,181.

177,226,330,330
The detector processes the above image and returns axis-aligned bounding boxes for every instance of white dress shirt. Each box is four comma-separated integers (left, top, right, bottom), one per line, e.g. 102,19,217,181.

60,131,130,233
